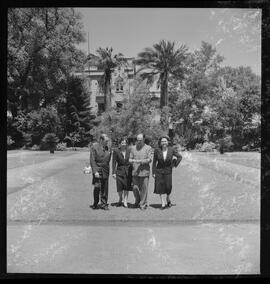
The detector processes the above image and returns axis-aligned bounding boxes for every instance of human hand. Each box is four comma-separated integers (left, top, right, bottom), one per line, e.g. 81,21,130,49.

112,174,116,179
172,156,177,161
94,172,100,178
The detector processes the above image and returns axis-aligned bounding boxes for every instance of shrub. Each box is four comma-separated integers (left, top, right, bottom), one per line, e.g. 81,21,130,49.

22,133,32,148
7,136,15,149
196,141,217,152
217,135,234,153
56,142,68,151
42,133,59,153
13,107,61,147
31,144,40,151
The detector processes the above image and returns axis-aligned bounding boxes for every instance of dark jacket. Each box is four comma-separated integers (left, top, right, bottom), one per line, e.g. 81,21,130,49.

152,146,182,175
112,148,132,177
90,142,112,179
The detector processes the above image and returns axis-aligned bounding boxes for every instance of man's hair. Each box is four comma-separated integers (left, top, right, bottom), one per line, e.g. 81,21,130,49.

100,134,108,141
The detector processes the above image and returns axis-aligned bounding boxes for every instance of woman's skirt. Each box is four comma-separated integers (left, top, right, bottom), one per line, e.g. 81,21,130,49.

154,173,172,195
116,174,133,192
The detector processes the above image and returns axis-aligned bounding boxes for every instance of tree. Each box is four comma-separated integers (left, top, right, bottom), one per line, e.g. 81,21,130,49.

211,66,261,150
86,48,125,111
167,42,224,148
13,106,61,147
90,78,167,148
185,41,224,101
136,40,188,109
8,8,86,116
42,133,59,153
60,76,93,146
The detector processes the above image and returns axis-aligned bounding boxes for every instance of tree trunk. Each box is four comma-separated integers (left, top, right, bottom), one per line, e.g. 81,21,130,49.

104,71,111,111
160,73,168,108
105,82,111,111
49,146,55,154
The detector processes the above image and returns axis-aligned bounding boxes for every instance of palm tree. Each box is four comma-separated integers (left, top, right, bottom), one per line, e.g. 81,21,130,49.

86,47,125,111
136,40,188,108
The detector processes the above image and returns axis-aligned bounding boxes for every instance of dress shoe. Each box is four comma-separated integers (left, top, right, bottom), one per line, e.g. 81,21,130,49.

116,202,122,207
161,205,167,210
101,206,109,210
90,204,99,210
167,202,172,208
123,203,128,208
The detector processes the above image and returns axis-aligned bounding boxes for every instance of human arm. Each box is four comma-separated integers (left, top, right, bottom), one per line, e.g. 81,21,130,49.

128,149,139,163
112,150,117,179
90,146,100,178
172,147,182,168
152,149,157,178
139,146,153,165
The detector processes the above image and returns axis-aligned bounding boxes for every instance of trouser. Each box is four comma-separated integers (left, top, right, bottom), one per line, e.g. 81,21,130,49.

93,178,109,207
132,176,149,208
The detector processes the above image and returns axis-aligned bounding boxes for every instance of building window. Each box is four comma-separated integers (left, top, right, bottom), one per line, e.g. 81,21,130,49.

115,76,124,92
98,103,105,114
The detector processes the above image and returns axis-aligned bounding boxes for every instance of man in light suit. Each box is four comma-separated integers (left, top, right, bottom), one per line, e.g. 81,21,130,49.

129,133,152,210
90,134,112,210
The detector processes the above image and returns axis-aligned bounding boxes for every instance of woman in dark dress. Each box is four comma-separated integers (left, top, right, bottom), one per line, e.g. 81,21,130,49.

152,136,182,209
112,137,133,208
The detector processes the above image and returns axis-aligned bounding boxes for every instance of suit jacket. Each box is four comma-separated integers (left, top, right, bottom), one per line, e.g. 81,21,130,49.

90,142,112,179
112,148,132,177
152,146,182,175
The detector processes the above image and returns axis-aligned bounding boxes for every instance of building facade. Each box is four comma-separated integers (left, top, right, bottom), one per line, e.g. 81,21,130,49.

74,57,160,115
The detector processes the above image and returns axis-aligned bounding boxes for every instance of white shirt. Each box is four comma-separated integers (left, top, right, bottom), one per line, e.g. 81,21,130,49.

121,151,126,159
162,149,168,161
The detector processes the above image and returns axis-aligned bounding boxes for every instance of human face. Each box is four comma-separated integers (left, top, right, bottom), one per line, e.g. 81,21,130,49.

101,135,109,147
120,140,127,149
136,134,144,148
160,138,168,149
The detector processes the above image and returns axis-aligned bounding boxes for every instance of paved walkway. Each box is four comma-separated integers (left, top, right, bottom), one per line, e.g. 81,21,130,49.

7,150,260,274
7,151,260,223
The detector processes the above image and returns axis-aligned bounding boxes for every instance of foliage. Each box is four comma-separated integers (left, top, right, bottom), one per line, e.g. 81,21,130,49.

136,40,188,108
86,48,125,111
64,132,80,149
217,135,234,153
90,79,167,147
56,142,67,151
31,144,40,151
42,133,59,145
195,141,217,152
166,41,260,151
8,8,86,116
22,133,32,148
58,75,93,147
13,106,61,147
7,136,15,150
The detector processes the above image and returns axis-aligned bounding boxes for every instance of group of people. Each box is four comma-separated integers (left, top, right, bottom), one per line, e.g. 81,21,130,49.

88,133,182,211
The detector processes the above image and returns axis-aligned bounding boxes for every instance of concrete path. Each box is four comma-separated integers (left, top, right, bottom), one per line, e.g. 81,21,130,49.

7,150,260,274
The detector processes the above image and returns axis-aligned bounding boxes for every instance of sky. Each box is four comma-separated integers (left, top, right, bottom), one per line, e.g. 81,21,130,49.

75,8,261,75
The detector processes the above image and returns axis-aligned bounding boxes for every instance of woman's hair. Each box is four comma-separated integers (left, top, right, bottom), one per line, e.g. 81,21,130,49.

158,135,170,148
118,137,128,145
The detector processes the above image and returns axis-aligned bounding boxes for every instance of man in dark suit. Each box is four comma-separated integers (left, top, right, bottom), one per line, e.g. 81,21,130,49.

90,134,112,210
